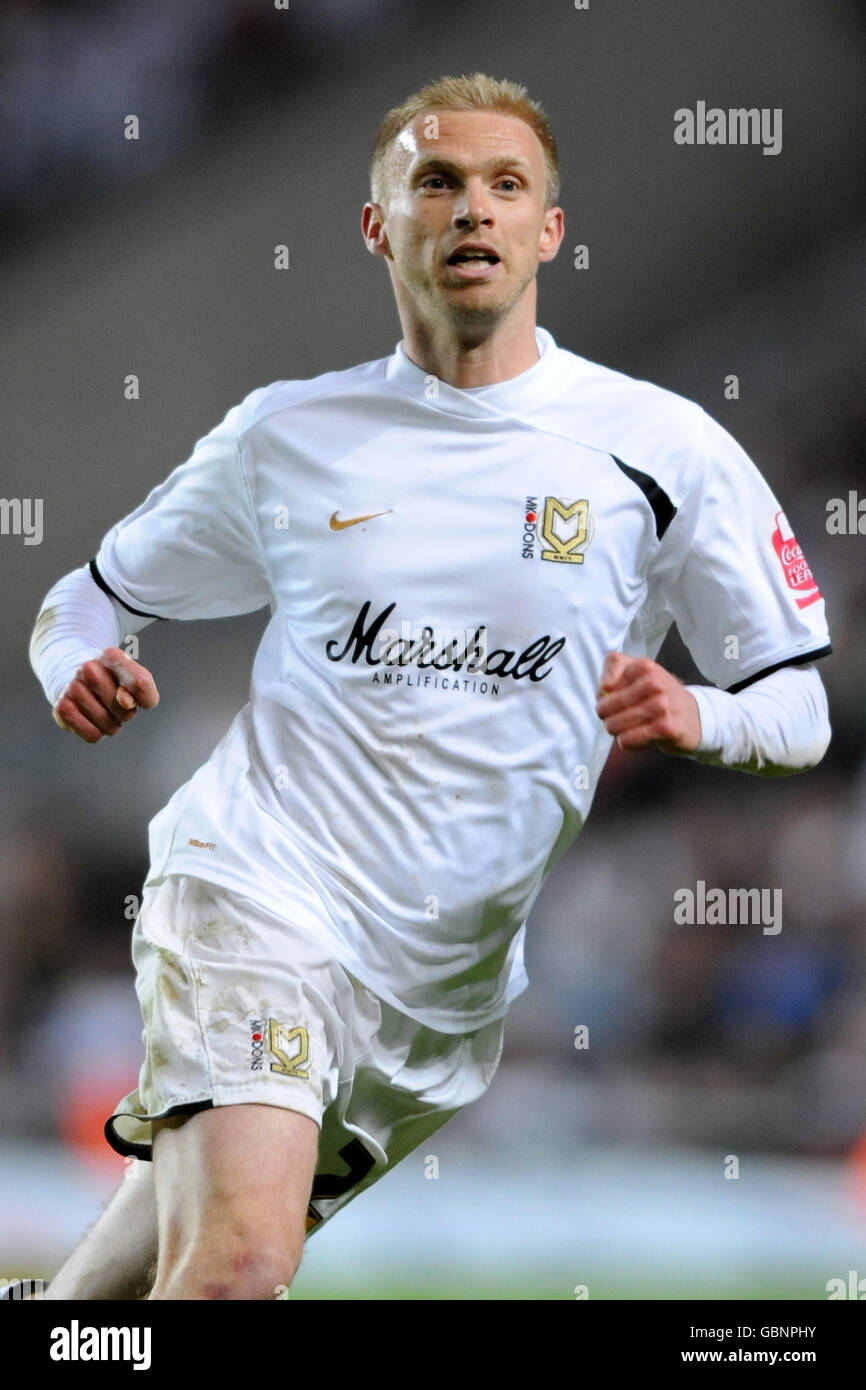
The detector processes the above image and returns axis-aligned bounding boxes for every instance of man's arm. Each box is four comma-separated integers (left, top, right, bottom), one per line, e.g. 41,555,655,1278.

595,652,830,776
29,564,159,743
30,395,275,742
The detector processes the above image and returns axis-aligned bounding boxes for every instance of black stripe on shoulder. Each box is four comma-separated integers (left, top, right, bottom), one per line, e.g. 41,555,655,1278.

726,644,832,693
611,455,677,540
89,557,164,620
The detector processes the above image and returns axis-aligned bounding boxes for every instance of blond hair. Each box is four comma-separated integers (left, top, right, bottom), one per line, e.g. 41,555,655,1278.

370,72,560,211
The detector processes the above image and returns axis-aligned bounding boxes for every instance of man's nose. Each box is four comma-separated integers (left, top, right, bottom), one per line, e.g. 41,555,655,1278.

452,180,494,227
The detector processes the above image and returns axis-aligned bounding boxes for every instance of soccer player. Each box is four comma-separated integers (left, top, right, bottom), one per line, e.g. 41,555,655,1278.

28,73,832,1301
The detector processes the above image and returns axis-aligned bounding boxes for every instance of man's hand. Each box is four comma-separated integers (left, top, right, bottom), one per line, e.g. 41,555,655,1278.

53,646,160,744
595,651,701,754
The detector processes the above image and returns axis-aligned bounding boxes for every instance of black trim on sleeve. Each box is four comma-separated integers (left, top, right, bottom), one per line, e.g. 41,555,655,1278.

611,456,677,540
726,644,833,694
104,1098,214,1161
89,557,164,620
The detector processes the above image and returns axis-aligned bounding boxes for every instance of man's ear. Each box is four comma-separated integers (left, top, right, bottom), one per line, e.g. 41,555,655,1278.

538,206,565,264
362,202,391,258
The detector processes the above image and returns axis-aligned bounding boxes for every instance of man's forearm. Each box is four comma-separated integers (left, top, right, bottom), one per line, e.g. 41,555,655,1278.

29,564,153,706
686,663,830,776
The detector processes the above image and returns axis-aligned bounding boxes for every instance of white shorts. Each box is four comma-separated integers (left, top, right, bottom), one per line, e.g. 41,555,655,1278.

106,874,506,1232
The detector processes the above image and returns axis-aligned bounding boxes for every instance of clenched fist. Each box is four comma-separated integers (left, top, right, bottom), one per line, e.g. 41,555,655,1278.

53,646,159,744
595,651,701,754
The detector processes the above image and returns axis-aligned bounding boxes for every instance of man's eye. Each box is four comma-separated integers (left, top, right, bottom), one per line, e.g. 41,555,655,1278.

498,178,520,192
421,176,448,189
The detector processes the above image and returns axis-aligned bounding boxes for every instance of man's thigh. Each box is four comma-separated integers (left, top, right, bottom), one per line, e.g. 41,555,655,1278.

150,1103,318,1299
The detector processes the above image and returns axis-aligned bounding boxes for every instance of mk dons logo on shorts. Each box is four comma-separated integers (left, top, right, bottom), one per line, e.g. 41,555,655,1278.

520,495,594,564
250,1017,310,1079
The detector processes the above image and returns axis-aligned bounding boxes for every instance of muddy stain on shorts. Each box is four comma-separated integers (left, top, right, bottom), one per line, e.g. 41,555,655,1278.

149,1039,171,1073
194,915,254,954
155,948,186,1004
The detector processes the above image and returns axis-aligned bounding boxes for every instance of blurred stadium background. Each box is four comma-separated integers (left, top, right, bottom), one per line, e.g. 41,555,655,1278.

1,0,865,1300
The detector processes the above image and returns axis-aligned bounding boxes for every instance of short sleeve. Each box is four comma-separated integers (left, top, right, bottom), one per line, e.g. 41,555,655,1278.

93,400,272,621
649,411,831,691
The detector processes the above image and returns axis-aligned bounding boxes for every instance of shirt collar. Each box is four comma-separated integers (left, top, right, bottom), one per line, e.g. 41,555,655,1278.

385,326,566,419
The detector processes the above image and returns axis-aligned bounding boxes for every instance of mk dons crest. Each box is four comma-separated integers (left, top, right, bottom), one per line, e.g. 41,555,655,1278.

540,497,593,564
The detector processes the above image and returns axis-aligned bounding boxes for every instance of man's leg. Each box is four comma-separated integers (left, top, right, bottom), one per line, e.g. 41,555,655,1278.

148,1102,318,1301
44,1159,158,1300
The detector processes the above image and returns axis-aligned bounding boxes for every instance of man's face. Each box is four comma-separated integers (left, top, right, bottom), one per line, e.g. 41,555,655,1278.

365,109,563,333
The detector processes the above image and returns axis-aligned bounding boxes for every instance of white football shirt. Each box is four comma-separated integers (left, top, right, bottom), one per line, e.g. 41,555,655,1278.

93,327,831,1030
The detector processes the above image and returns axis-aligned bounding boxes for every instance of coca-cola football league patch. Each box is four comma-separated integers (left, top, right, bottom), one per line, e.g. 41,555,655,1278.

771,511,822,609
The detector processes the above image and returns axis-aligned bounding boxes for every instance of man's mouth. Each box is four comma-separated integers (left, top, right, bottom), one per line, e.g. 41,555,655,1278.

445,248,502,279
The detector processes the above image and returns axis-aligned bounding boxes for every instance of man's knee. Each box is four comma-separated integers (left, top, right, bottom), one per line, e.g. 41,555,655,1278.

151,1228,303,1301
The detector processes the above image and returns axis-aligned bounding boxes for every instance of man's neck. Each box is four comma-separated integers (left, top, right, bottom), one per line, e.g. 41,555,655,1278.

399,312,541,389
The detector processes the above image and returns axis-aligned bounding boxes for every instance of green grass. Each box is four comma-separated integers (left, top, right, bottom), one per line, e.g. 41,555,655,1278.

1,1263,829,1302
288,1277,827,1301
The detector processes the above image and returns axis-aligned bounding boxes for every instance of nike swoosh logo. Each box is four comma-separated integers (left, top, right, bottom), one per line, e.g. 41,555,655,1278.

329,509,392,531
